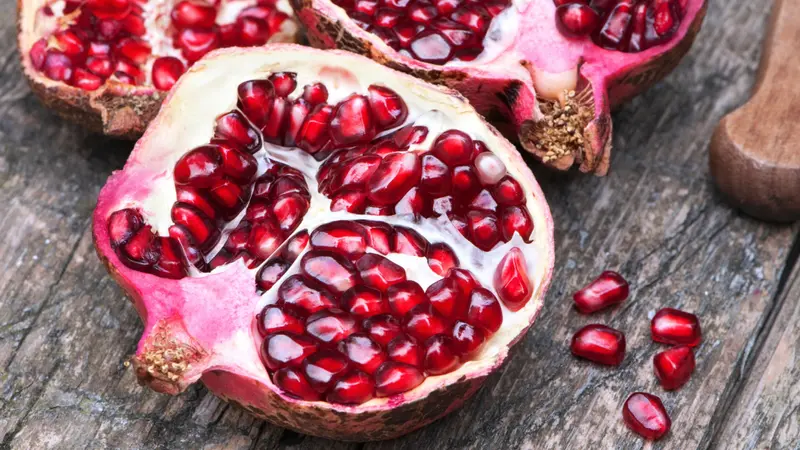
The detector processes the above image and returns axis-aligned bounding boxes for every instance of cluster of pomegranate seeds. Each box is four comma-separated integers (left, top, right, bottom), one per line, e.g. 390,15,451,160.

256,219,515,403
553,0,687,52
332,0,512,64
30,0,289,91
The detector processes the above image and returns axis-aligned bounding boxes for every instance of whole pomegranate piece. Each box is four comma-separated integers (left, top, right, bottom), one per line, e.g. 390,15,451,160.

294,0,708,174
18,0,301,138
92,46,555,441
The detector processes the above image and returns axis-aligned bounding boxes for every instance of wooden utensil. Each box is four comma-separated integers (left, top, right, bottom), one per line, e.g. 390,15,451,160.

709,0,800,222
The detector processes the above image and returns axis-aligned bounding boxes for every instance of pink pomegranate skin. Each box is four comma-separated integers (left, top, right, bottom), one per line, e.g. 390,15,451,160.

92,45,554,441
293,0,708,174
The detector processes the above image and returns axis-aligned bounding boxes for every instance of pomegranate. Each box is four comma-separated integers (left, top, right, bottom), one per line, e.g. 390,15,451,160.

17,0,300,138
572,270,629,313
570,323,625,366
651,307,702,347
92,45,554,440
294,0,707,174
653,345,694,390
622,392,671,440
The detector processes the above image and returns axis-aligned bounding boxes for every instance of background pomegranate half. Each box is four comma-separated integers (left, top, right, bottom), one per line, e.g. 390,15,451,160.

17,0,300,138
92,44,554,440
293,0,708,174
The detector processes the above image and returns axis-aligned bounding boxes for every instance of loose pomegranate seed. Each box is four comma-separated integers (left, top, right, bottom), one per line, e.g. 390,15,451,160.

653,345,695,390
262,333,318,370
258,306,305,336
570,324,625,366
273,366,321,401
651,308,702,347
573,271,629,314
327,370,375,404
151,57,185,91
494,248,533,311
622,392,671,440
374,362,424,396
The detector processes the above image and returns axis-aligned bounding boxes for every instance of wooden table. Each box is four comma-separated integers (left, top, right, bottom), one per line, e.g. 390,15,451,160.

2,0,798,448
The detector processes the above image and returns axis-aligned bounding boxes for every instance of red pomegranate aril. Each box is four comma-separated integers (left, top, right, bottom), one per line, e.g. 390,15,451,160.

651,308,702,347
387,280,426,315
434,0,461,14
473,152,507,186
419,154,452,196
623,392,671,440
366,85,408,129
306,309,360,344
151,57,185,91
96,18,123,41
426,243,459,276
653,345,695,390
272,193,309,232
273,367,321,401
114,58,143,83
283,99,312,147
296,104,333,153
86,0,132,20
53,30,85,57
302,82,329,105
268,72,297,97
331,190,368,213
343,286,386,318
427,278,467,319
171,0,217,29
327,370,375,404
405,305,447,342
176,28,219,63
85,56,113,78
278,274,337,315
171,203,217,248
269,176,309,199
301,250,358,295
573,271,629,314
358,221,394,255
494,248,532,311
492,176,524,206
43,51,73,82
247,219,284,259
108,209,143,248
29,39,47,70
469,189,498,212
432,130,473,167
258,306,305,336
363,314,403,346
500,206,534,242
451,321,485,356
330,94,376,146
302,351,350,392
176,186,217,219
282,230,310,260
555,3,599,37
121,226,159,268
387,334,423,367
466,210,500,251
310,222,366,259
215,111,261,154
328,155,382,194
217,142,258,183
169,224,204,268
72,69,103,91
571,324,625,366
151,238,186,279
452,166,481,200
262,333,318,370
467,287,502,333
338,334,387,374
357,254,406,291
115,38,151,65
392,227,428,256
226,222,252,253
375,362,424,396
394,187,430,216
423,335,460,375
237,17,271,46
409,30,453,65
237,79,274,128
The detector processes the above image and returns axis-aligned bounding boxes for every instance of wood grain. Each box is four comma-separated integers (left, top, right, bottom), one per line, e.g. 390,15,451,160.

1,0,798,448
709,0,800,222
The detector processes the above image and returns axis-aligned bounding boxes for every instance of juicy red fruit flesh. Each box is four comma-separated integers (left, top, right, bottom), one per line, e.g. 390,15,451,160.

651,307,701,347
653,345,695,390
570,324,625,366
572,270,629,314
29,0,289,91
622,392,671,440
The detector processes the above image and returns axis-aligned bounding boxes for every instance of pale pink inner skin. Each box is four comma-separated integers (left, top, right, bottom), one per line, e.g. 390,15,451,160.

27,0,290,91
104,72,538,404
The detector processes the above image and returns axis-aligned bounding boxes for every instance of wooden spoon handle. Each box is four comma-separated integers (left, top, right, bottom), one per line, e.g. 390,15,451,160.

709,0,800,222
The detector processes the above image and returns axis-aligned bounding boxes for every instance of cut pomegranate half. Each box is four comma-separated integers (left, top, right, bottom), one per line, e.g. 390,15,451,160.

92,46,554,441
18,0,301,138
295,0,707,174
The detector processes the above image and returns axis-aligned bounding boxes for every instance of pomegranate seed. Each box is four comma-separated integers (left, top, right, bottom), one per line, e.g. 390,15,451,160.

392,125,428,147
269,176,309,199
405,305,447,341
492,176,524,206
622,392,671,440
277,274,336,315
301,350,350,392
409,30,453,64
43,51,73,82
302,82,329,105
53,30,86,56
555,3,600,36
375,9,402,28
419,154,452,196
571,324,625,366
473,152,506,185
392,227,428,256
651,308,702,347
174,146,222,187
387,334,423,367
29,39,47,70
282,230,309,260
169,224,204,268
451,321,485,356
262,333,318,370
467,287,502,333
273,367,321,401
176,186,217,219
363,314,403,346
236,17,271,46
494,248,533,311
306,309,359,344
300,250,358,295
356,254,406,291
342,285,386,318
108,209,143,248
176,28,219,62
573,271,629,314
375,362,424,396
426,278,467,319
283,99,312,147
115,37,151,64
258,306,304,336
426,243,459,276
596,3,632,49
387,280,426,315
296,104,333,153
466,210,500,251
653,345,695,390
338,334,387,374
171,203,217,248
500,206,534,241
217,143,257,184
72,68,103,91
423,335,460,375
452,166,481,201
432,130,473,166
309,222,366,257
97,18,123,40
268,71,297,97
123,13,146,36
237,79,274,127
327,370,375,404
151,238,186,279
331,190,368,213
367,85,408,130
215,110,261,153
209,179,248,216
85,56,113,78
469,189,498,212
330,94,376,146
151,57,185,91
358,221,394,255
327,155,382,194
272,193,309,232
86,0,132,20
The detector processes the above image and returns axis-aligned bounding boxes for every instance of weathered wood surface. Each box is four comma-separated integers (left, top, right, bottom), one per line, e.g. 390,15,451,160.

1,0,798,448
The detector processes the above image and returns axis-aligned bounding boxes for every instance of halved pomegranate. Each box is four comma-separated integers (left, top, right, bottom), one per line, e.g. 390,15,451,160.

18,0,300,138
294,0,707,174
92,45,554,440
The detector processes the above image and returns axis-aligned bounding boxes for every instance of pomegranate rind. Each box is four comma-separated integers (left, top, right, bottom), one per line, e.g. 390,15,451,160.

293,0,707,175
92,45,554,440
17,0,301,139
